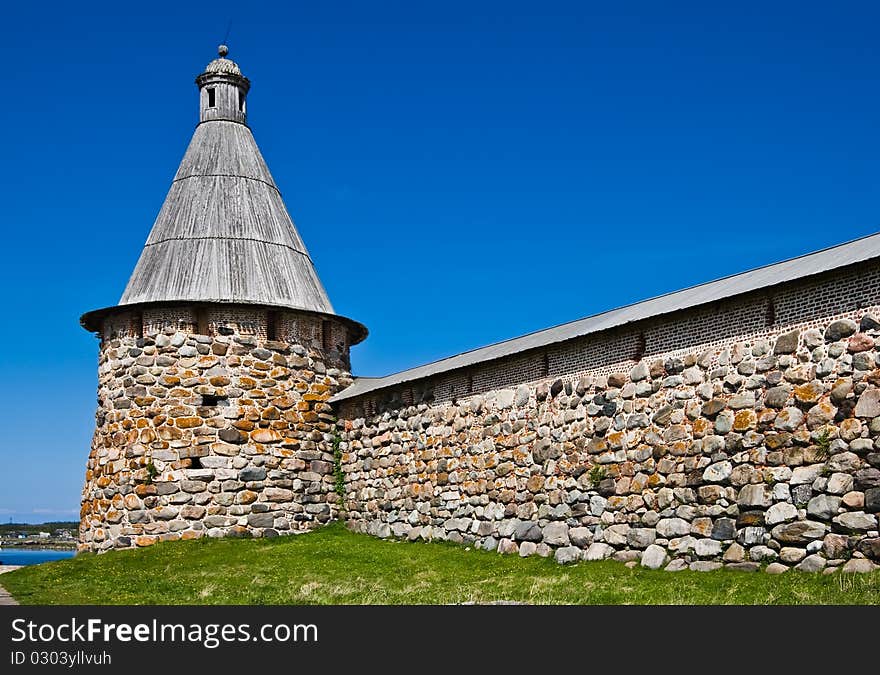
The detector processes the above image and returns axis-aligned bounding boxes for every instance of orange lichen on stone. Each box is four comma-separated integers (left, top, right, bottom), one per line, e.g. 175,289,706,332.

733,409,757,431
134,484,157,497
526,474,545,492
691,418,712,437
794,382,824,404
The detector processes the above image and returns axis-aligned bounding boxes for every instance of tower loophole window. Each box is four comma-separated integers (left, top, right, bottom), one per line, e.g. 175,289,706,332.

196,308,209,336
267,310,278,341
322,320,333,352
207,88,216,107
238,91,246,111
130,312,143,339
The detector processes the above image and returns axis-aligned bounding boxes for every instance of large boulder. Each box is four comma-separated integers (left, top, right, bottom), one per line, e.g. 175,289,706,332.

554,546,582,565
640,545,668,570
773,330,800,355
825,319,857,342
855,388,880,418
542,522,570,547
807,495,842,521
833,511,877,532
738,484,771,508
771,521,826,543
583,542,615,561
766,502,798,525
656,518,691,538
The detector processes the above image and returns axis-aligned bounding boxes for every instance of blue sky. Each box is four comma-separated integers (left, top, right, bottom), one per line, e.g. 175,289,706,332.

1,1,879,523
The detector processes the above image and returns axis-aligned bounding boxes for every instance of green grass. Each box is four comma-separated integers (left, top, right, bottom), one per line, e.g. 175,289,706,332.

3,523,879,605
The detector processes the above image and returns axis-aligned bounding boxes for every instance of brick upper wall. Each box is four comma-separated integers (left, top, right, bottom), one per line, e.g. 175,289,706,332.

338,261,880,418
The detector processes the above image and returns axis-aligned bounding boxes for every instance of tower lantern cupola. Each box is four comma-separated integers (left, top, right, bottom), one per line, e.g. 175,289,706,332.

196,44,250,124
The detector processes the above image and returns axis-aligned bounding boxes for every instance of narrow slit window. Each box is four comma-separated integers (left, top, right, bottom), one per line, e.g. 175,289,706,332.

130,313,143,339
207,88,216,107
266,311,278,341
238,91,246,111
196,308,209,336
765,296,776,327
322,320,333,352
633,331,646,362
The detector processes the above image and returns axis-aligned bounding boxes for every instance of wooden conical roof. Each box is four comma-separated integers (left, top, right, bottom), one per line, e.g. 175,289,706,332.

118,120,334,313
82,48,366,341
121,52,334,313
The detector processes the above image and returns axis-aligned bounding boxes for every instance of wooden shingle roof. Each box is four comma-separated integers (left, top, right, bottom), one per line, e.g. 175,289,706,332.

118,120,334,312
82,48,366,341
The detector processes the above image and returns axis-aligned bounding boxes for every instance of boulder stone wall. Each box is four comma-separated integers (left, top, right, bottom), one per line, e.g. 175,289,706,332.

338,305,880,573
79,306,351,552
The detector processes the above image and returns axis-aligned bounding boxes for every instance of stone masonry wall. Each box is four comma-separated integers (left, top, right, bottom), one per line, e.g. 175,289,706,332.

80,306,352,552
337,264,880,573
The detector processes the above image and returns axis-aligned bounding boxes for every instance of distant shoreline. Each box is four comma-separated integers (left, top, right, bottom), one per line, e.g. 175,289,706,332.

0,522,78,552
0,540,77,551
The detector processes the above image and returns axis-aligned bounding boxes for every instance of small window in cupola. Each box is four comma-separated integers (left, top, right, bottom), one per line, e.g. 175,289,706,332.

238,91,246,112
207,88,216,107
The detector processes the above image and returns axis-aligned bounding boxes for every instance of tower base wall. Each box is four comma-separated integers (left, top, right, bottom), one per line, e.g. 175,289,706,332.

80,305,351,552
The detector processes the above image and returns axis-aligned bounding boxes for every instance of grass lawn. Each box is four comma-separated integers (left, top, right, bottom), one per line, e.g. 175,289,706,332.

3,523,879,605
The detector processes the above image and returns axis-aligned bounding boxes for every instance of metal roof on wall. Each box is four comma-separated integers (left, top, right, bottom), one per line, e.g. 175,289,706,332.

332,231,880,402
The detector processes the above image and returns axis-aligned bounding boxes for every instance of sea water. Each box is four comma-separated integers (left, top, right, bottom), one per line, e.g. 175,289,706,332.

0,549,75,566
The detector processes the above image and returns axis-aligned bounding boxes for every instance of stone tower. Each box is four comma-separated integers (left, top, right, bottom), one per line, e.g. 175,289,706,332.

79,47,367,552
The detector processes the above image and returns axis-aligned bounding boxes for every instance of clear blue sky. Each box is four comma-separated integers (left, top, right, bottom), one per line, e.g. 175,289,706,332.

1,1,878,523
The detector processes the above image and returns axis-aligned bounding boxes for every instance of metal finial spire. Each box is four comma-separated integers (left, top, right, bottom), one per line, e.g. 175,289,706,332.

219,18,232,57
